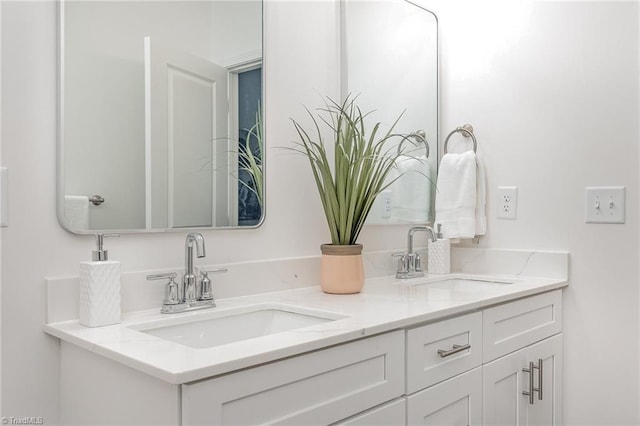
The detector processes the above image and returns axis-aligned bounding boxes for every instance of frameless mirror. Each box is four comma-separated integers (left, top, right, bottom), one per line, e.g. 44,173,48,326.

341,0,438,225
58,0,263,233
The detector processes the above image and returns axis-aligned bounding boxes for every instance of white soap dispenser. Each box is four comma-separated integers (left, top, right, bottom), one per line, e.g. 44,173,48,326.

79,233,122,327
428,224,450,275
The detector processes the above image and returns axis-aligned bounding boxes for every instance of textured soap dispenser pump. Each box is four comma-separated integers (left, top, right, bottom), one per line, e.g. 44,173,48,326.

79,233,122,327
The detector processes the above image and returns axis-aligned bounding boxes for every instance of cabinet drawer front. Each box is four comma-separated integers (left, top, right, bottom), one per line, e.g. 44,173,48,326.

182,331,404,425
483,289,562,362
406,311,482,393
332,398,406,425
406,367,483,425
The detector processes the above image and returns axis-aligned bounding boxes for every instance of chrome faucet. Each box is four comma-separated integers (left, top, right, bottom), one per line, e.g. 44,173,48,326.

393,226,437,279
184,232,206,303
146,232,226,314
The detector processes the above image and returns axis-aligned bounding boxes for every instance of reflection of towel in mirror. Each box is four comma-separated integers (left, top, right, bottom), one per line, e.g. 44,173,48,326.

391,155,431,223
64,195,89,230
435,151,486,239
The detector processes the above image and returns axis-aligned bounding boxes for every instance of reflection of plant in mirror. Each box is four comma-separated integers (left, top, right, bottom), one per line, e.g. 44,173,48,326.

238,107,263,209
291,95,411,246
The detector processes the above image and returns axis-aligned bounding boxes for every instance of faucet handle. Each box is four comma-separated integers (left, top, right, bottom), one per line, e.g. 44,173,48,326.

198,268,227,301
146,272,178,280
392,252,410,275
202,268,228,275
412,253,423,272
146,273,180,305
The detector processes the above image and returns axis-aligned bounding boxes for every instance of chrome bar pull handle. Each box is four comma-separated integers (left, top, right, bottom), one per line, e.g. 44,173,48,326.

437,343,471,358
537,358,544,401
523,359,543,404
523,361,535,405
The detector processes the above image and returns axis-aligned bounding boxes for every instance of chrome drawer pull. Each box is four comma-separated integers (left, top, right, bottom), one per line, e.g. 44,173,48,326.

523,361,535,405
522,359,543,404
437,343,471,358
537,358,543,401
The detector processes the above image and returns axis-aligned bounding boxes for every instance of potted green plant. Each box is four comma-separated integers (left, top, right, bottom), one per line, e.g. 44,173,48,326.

291,95,410,294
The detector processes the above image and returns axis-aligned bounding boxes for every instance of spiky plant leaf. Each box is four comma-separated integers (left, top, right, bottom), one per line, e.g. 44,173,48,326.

289,95,426,245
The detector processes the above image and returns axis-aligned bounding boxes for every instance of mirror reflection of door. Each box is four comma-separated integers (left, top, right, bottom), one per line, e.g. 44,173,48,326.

59,0,264,233
145,37,229,229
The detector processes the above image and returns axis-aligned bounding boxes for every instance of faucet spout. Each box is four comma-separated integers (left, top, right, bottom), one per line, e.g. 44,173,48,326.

407,226,436,254
185,232,206,259
184,233,206,303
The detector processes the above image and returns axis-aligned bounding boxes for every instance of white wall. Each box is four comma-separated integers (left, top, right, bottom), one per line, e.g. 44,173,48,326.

1,1,639,425
420,0,639,424
209,1,262,66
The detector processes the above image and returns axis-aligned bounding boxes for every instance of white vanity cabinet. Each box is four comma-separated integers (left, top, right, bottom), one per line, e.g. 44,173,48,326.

483,291,563,426
182,331,405,425
402,290,563,426
55,287,564,426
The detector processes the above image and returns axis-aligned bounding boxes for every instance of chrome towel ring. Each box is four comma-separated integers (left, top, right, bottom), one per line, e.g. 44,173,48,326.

444,124,477,153
397,130,430,158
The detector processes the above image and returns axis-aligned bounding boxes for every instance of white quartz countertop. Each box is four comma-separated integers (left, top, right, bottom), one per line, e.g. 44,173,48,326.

43,273,567,385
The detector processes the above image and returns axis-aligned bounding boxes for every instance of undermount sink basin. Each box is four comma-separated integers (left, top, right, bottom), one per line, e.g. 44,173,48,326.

129,304,347,349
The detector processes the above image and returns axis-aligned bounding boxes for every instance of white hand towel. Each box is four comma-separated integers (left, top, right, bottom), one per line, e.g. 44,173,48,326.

64,195,89,230
475,154,487,236
435,151,478,239
391,155,431,223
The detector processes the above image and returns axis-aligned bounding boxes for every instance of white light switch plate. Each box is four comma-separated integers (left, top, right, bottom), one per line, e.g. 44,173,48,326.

585,186,625,224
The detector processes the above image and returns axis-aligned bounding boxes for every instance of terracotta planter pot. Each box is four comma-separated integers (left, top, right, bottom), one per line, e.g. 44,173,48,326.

319,244,364,294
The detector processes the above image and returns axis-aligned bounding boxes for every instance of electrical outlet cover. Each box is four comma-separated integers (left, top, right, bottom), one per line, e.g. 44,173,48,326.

497,186,518,220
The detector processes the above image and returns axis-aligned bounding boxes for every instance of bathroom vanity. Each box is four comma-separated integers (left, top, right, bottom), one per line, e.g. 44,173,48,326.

45,267,566,425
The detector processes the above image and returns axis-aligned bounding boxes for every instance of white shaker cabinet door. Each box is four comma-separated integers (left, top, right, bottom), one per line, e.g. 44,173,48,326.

406,367,483,425
483,334,563,426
